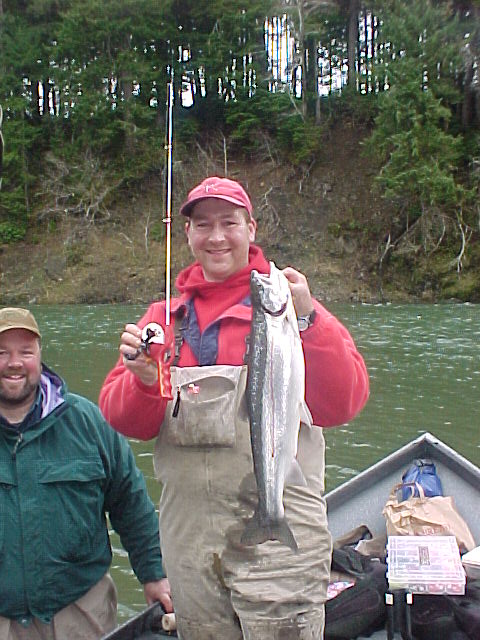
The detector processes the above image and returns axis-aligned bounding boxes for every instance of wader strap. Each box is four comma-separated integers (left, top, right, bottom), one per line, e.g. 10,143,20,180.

172,297,252,366
172,305,187,367
243,335,250,364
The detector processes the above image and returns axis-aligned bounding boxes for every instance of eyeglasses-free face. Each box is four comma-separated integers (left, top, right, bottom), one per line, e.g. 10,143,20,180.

0,329,42,419
186,199,256,282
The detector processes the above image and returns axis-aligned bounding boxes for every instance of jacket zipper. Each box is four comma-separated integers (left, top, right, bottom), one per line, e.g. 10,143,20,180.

9,431,31,619
12,432,23,459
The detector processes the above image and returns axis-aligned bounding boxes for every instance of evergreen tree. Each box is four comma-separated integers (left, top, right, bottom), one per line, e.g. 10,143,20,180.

0,4,52,240
275,0,340,120
366,0,471,261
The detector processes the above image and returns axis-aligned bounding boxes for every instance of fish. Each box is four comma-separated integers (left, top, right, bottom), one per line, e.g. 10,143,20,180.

241,262,312,552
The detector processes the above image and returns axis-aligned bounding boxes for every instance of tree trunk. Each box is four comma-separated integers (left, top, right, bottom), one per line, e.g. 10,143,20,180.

0,0,4,187
0,105,3,189
305,33,317,120
297,0,308,119
347,0,360,89
462,4,480,127
462,52,475,128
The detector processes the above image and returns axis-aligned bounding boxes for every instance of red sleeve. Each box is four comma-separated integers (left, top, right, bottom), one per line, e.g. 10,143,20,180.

99,298,369,435
98,303,169,440
302,302,369,427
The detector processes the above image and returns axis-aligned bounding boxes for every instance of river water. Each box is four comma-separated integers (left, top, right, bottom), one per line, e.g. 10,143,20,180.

30,302,480,622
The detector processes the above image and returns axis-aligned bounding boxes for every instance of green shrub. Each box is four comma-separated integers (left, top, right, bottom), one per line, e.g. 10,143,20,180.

0,221,26,244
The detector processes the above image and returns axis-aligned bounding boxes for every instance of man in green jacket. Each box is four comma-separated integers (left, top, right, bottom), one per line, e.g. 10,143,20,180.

0,307,172,639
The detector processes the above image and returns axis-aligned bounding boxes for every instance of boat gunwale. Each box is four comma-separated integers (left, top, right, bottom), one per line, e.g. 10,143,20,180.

325,431,480,510
104,432,480,639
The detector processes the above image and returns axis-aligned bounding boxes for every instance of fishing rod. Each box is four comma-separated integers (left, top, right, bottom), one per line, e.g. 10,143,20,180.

164,65,174,329
155,63,175,399
128,66,175,399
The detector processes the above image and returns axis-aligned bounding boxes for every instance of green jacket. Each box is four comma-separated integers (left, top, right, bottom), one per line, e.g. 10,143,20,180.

0,366,164,624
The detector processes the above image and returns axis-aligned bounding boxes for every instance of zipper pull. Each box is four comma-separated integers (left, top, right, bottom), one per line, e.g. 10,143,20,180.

172,387,181,418
12,433,23,460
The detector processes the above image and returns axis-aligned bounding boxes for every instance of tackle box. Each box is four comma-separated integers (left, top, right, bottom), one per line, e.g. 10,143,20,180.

386,535,466,595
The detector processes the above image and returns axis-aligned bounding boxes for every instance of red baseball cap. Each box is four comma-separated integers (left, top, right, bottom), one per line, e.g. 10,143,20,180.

179,176,254,220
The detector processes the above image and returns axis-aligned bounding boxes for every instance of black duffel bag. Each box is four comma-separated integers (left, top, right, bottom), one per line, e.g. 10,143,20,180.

387,578,480,640
447,578,480,640
325,546,388,640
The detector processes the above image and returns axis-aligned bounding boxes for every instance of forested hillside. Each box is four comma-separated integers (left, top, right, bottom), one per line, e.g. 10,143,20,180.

1,0,479,303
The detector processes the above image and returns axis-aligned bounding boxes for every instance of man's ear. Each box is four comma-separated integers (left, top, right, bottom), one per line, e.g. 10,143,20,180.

248,219,257,243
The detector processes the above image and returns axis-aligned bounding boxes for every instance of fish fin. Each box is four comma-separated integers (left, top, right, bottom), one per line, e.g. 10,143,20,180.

270,520,298,552
241,513,298,552
285,458,307,486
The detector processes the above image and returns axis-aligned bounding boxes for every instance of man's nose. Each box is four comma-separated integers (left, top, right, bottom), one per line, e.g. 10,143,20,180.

209,224,226,240
6,354,23,367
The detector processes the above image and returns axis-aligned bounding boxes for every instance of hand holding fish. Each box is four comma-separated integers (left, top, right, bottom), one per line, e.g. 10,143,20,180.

282,266,315,317
120,323,158,386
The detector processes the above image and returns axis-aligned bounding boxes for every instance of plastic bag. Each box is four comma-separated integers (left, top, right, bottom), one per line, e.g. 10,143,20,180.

401,458,443,501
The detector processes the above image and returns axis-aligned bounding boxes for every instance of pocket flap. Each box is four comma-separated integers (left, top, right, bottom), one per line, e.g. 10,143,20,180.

38,458,106,483
179,375,236,401
0,464,16,487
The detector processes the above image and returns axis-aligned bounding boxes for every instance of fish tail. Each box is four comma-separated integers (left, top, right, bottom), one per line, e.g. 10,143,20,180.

241,513,298,552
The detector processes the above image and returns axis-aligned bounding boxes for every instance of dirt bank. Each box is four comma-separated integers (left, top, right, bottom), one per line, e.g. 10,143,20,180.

4,122,475,306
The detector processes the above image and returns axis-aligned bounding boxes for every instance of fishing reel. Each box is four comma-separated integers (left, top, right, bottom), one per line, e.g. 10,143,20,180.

125,322,174,400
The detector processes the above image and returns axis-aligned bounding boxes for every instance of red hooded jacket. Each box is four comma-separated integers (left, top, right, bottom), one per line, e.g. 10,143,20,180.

99,246,369,439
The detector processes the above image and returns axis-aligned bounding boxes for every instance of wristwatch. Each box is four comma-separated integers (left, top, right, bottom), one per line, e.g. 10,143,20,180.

297,309,317,332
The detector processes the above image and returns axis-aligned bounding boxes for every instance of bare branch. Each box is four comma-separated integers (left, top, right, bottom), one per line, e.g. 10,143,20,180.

377,232,393,302
450,210,473,273
256,186,282,239
282,89,305,122
222,134,228,175
428,219,446,254
298,159,315,194
36,151,123,222
144,211,151,256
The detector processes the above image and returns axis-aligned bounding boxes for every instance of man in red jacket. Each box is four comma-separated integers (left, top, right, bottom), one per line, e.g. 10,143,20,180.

100,176,369,640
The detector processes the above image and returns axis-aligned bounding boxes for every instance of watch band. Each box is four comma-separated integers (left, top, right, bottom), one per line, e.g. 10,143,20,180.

297,309,317,332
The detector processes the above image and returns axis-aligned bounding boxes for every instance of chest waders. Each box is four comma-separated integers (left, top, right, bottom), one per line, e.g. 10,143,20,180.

154,364,332,640
0,574,116,640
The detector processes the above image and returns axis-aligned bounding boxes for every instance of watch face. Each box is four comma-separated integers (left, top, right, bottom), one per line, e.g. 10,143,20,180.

297,317,309,331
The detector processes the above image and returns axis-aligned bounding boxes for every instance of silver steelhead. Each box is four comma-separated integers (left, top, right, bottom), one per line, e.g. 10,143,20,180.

242,262,311,552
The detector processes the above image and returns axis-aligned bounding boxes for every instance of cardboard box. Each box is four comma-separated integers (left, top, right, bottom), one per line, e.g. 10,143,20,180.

387,535,465,595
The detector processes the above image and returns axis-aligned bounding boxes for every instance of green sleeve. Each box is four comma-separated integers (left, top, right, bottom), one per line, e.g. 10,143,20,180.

101,417,165,583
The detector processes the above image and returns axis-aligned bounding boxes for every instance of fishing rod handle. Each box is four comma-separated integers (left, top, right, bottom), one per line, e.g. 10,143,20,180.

156,324,175,400
158,357,173,400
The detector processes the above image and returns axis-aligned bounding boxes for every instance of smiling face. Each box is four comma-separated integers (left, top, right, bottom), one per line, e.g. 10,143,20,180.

0,328,42,422
186,199,256,282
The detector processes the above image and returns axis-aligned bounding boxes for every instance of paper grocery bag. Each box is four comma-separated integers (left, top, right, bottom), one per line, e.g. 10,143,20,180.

382,482,476,552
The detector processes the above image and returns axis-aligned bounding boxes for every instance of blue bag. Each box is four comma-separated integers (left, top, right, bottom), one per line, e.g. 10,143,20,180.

401,458,443,501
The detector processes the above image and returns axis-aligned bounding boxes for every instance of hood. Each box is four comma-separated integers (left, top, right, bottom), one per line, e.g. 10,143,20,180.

175,244,270,299
39,364,65,419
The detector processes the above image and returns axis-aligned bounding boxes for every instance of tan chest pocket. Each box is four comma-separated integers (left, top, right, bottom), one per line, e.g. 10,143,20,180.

165,366,245,447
